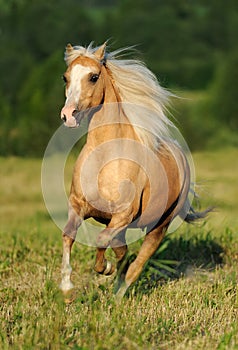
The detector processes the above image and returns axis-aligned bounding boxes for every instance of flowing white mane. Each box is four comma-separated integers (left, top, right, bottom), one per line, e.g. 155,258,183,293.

65,43,176,149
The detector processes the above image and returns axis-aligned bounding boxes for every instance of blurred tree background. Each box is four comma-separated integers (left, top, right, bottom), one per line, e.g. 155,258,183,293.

0,0,237,156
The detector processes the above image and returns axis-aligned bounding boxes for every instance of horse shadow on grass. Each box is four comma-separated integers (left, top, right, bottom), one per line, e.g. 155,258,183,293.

127,230,225,296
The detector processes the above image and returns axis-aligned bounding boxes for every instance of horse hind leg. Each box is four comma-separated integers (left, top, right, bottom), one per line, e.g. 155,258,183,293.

59,206,82,293
110,230,129,290
115,225,166,301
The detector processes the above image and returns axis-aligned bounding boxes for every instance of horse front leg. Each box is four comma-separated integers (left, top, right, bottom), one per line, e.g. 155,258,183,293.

59,205,82,293
94,227,117,275
94,229,128,276
60,234,75,292
94,247,115,275
94,215,131,276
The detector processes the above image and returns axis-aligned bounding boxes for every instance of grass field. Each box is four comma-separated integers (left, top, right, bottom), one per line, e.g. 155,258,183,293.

0,148,238,349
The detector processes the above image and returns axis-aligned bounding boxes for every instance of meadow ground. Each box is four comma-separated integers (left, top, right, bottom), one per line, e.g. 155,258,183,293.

0,148,238,349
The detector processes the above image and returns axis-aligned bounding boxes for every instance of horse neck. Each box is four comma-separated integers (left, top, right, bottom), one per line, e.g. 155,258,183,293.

87,66,138,146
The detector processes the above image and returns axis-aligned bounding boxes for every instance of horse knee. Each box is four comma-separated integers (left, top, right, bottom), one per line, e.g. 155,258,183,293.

63,207,82,239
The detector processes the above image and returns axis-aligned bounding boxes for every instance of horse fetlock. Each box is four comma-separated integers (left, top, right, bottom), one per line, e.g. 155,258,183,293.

59,279,74,292
60,264,74,292
115,281,129,302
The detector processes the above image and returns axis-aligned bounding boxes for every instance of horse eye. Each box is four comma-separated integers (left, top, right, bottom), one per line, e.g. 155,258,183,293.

62,75,67,83
90,74,99,83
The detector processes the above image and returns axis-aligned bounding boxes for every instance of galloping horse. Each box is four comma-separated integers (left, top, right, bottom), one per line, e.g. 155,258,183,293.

59,42,206,299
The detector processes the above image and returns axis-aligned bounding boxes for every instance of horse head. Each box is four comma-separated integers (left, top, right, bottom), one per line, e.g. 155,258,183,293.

60,42,113,128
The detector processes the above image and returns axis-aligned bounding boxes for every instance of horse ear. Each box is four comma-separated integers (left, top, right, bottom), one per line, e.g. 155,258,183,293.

66,43,74,54
94,42,107,61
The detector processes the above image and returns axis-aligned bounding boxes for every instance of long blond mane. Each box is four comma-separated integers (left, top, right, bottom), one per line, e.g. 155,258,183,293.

65,43,176,149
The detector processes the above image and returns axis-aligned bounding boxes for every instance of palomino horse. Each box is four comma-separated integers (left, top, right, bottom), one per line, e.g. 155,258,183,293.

59,42,206,299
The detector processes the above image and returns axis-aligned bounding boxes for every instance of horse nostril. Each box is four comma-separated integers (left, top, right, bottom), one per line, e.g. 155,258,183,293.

62,114,67,122
72,109,78,117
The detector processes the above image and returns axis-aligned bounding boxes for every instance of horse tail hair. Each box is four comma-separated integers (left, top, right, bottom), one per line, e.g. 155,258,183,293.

184,205,213,223
180,197,213,224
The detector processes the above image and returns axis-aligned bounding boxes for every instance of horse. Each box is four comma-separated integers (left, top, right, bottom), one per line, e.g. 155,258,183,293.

59,41,207,299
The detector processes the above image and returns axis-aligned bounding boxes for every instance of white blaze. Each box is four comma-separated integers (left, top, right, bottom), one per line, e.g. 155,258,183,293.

65,64,92,106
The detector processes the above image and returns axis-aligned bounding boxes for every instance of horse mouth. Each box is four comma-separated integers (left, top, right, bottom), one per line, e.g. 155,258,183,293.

76,106,103,126
62,111,85,128
63,116,79,128
73,110,86,127
63,105,103,128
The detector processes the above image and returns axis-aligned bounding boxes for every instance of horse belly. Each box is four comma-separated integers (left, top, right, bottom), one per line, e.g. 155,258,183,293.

138,149,187,227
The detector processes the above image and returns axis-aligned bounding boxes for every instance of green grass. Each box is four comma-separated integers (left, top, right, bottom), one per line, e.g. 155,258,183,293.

0,148,238,349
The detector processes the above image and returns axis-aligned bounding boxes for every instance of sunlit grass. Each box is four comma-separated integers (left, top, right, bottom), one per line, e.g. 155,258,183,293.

0,148,238,349
193,147,238,231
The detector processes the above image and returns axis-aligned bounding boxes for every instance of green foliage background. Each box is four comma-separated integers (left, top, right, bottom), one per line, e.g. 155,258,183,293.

0,0,238,156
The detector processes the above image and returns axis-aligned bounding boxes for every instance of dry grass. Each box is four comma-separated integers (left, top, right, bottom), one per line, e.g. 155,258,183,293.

0,148,238,349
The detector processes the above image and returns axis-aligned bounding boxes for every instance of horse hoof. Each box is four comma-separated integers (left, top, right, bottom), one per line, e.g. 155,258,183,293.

94,260,115,275
62,289,77,304
103,260,115,275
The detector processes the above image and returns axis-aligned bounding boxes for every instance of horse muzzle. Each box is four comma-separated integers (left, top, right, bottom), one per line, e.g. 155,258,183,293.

61,106,82,128
61,105,100,128
61,115,78,128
